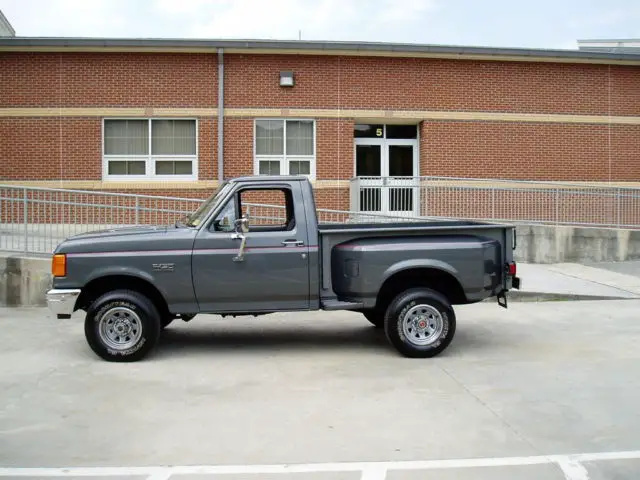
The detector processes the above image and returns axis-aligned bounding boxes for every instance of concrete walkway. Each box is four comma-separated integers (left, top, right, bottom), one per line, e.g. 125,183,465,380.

511,261,640,302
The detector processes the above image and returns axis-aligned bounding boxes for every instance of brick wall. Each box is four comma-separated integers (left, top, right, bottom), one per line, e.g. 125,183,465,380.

1,50,639,219
421,121,640,181
0,52,217,108
223,118,253,178
225,54,640,115
0,117,101,180
316,119,354,180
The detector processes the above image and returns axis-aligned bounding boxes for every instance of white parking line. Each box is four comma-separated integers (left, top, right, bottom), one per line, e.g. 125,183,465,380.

555,458,590,480
0,449,639,478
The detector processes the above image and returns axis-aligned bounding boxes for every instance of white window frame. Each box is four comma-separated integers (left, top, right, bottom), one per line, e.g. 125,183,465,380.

253,118,316,180
102,117,199,181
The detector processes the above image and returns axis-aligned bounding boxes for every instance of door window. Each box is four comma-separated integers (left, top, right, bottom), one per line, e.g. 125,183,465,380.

356,145,382,177
388,145,414,176
213,187,296,232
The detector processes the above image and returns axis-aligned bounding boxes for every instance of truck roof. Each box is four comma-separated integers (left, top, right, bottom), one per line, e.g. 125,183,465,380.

230,175,311,183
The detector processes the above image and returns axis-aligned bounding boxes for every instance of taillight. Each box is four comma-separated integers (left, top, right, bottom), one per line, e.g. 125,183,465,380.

52,254,67,277
507,262,517,276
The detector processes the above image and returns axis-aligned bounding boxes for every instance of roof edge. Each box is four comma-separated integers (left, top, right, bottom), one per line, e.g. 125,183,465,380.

0,10,15,37
1,37,640,63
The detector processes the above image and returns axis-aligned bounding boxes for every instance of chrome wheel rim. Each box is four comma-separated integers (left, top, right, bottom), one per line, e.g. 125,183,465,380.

402,304,444,346
98,307,142,350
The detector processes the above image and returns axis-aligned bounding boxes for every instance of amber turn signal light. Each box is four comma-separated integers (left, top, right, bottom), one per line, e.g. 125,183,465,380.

52,254,67,277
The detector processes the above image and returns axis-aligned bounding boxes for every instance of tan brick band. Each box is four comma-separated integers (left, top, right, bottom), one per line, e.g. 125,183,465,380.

1,179,638,191
0,180,351,190
1,107,639,126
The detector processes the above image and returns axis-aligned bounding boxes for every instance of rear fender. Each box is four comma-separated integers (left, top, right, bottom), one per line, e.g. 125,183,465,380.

381,259,461,288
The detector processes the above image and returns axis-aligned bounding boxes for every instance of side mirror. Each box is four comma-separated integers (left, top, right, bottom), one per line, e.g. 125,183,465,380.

231,215,249,262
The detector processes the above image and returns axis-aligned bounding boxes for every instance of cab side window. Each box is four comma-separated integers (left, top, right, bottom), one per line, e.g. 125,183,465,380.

239,188,295,232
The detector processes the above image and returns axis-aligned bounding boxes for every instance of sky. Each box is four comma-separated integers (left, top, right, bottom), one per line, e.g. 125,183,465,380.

0,0,639,50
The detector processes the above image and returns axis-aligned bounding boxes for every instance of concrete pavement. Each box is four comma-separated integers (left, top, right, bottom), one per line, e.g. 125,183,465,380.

509,261,640,301
1,300,640,479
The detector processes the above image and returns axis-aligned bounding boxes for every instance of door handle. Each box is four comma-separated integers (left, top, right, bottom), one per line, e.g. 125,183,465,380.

281,239,304,247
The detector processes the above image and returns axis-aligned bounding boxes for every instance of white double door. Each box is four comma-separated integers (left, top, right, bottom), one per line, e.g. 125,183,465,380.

355,138,419,216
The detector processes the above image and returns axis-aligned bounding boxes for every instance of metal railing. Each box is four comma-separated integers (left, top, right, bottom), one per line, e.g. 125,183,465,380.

350,176,640,229
5,175,637,255
245,202,427,226
0,185,426,254
0,185,203,254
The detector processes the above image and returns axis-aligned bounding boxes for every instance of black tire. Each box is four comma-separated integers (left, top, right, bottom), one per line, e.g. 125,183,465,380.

161,315,174,328
384,288,456,358
84,289,162,362
362,309,384,328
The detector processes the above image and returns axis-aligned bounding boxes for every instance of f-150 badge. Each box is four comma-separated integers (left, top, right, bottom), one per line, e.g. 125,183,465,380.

152,263,175,272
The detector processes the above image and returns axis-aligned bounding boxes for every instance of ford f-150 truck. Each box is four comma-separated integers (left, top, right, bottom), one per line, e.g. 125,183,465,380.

46,175,520,362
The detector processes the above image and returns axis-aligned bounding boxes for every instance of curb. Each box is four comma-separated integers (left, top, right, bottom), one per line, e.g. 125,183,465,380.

489,291,640,303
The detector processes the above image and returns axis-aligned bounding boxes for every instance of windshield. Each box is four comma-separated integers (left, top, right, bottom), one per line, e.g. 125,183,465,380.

185,181,234,227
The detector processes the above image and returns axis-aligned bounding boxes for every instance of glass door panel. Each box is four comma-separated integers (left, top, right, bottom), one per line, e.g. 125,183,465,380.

356,144,382,212
386,143,417,215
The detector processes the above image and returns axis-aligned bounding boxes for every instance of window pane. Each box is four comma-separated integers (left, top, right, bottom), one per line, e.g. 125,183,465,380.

354,124,384,138
108,161,126,175
108,160,145,175
156,161,193,175
386,124,418,139
129,161,146,175
356,145,381,176
213,199,236,232
104,120,148,155
174,161,193,174
256,120,284,155
388,145,414,176
152,120,196,155
289,160,310,175
259,160,280,175
286,120,313,155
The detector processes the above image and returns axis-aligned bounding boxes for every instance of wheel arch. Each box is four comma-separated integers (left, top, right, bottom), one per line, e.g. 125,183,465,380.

75,274,170,318
376,265,467,311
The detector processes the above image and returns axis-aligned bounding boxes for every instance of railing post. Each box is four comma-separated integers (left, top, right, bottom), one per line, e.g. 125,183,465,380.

135,196,140,225
617,188,621,229
491,188,495,219
555,188,559,225
23,187,28,253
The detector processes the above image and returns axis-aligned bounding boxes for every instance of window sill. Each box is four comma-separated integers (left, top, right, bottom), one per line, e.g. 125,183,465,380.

0,180,220,190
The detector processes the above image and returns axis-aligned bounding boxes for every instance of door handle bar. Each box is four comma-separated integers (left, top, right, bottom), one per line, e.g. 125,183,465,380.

282,239,304,247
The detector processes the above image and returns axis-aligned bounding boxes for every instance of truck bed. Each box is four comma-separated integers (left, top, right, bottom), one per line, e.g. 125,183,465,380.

317,219,516,308
318,219,510,233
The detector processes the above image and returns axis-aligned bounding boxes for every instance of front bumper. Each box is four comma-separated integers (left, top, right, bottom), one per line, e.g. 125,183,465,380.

46,288,81,318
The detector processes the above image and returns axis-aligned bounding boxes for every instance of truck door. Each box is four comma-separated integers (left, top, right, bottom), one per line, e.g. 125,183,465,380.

192,183,311,312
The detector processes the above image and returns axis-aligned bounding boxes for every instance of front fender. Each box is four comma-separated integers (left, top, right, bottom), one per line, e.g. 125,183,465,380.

84,265,158,286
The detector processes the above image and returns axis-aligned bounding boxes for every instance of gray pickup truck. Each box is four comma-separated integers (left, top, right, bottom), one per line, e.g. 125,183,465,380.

46,175,520,362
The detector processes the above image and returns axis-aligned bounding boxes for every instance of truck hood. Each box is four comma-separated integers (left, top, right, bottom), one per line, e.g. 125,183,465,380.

66,225,169,241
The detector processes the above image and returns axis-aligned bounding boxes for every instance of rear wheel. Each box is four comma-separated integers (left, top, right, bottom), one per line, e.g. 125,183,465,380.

84,289,161,362
384,288,456,358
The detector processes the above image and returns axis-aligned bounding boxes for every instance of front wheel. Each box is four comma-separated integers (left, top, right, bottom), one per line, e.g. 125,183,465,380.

384,288,456,358
84,289,161,362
